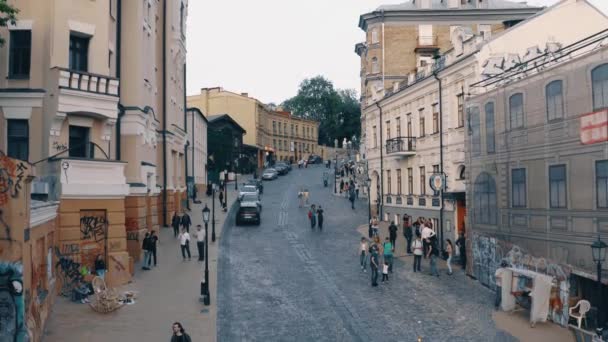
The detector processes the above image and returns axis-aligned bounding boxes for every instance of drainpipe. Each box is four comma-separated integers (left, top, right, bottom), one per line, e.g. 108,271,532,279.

374,101,384,219
117,104,125,160
185,140,190,210
162,0,168,227
116,0,122,79
433,72,445,252
191,109,195,200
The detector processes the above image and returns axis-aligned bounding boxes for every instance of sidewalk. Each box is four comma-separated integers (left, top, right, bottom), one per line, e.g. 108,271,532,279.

43,181,245,342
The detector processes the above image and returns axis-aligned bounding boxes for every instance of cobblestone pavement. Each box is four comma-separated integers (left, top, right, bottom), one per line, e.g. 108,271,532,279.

217,166,517,342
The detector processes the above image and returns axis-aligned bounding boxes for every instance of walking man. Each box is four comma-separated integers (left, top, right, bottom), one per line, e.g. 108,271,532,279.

370,245,379,287
383,237,394,273
178,228,191,260
171,212,180,238
403,215,413,254
456,232,467,270
196,225,205,261
349,188,356,210
355,182,360,199
412,234,423,272
317,205,324,230
308,204,317,229
181,210,192,233
388,221,398,252
141,232,151,270
427,236,440,277
149,230,159,267
339,179,344,194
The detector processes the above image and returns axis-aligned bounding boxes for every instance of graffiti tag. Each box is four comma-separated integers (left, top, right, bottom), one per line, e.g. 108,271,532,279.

80,215,108,242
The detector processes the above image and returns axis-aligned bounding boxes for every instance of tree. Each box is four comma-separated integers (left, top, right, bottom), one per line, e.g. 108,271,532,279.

0,1,18,46
282,76,360,146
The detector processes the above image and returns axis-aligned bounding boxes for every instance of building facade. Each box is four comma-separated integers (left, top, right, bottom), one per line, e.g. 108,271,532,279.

466,29,608,327
0,0,191,295
267,110,319,163
186,107,208,199
206,114,245,184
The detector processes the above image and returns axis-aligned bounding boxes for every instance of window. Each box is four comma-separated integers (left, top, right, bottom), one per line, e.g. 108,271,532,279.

474,173,497,224
432,104,439,134
433,165,439,174
419,109,425,137
284,140,287,151
273,139,277,149
284,123,287,136
397,169,402,195
511,168,526,208
407,168,413,195
457,93,464,128
597,160,608,208
549,165,567,208
407,114,412,137
180,2,185,37
485,102,495,153
371,28,379,44
546,80,564,121
273,121,277,134
592,64,608,110
396,117,401,137
69,125,90,158
373,126,377,148
371,57,379,74
419,166,426,195
386,121,391,139
69,35,89,72
469,106,481,155
387,171,392,195
9,30,31,78
278,123,282,135
7,119,29,161
295,125,298,136
509,93,524,129
291,124,294,136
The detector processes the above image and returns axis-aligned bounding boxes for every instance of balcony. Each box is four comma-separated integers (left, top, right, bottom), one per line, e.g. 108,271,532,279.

385,137,416,157
415,35,439,53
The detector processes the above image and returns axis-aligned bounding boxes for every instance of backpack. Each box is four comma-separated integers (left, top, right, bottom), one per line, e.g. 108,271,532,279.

308,210,312,219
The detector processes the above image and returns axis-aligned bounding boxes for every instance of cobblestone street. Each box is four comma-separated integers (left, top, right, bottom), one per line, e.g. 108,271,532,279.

217,166,517,342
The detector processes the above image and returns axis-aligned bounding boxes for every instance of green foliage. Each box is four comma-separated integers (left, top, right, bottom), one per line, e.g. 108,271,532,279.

282,76,361,146
0,0,18,46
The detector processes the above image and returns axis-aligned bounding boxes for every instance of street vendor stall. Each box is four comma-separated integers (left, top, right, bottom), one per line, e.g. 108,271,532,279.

499,267,554,327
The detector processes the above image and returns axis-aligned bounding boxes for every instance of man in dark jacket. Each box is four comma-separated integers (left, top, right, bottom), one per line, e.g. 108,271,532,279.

388,221,398,252
456,232,467,270
181,211,192,233
149,230,159,266
171,213,180,238
403,215,413,254
141,233,151,270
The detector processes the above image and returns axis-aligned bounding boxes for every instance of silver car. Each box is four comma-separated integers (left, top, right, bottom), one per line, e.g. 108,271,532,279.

239,185,259,200
240,193,262,211
262,168,278,180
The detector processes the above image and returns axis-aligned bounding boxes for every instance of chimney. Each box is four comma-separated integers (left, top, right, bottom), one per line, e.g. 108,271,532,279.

241,93,248,97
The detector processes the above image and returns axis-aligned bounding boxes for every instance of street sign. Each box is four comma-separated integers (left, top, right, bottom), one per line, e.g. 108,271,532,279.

429,173,446,192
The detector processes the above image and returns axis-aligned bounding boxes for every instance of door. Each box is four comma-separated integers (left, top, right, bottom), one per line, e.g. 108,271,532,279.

69,125,90,158
456,199,466,235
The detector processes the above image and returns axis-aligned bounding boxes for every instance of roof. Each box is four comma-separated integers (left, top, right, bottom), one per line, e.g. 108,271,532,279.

187,107,208,124
207,114,247,134
359,0,544,30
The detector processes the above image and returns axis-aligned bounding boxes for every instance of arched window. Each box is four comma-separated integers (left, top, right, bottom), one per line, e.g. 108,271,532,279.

592,64,608,110
468,106,481,155
371,57,379,74
474,173,497,224
509,93,524,129
546,80,564,121
485,102,495,153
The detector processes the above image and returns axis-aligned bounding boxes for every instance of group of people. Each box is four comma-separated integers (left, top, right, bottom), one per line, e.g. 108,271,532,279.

339,178,358,209
363,214,467,287
177,224,207,261
307,204,324,230
141,230,159,270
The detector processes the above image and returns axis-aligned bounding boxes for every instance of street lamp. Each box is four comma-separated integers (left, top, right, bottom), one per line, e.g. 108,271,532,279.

365,177,372,238
591,235,607,328
212,184,217,242
334,156,338,194
201,204,211,306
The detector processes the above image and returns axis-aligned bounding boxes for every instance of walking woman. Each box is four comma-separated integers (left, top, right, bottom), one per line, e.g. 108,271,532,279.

298,188,304,208
359,237,368,272
308,204,317,229
170,322,192,342
412,234,423,272
445,239,454,275
370,216,380,237
317,205,324,230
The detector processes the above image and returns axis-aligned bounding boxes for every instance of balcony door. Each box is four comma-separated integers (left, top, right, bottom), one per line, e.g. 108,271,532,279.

69,35,89,72
69,125,90,158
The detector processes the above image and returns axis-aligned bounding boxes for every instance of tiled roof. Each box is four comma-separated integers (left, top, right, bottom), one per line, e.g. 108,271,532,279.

378,0,537,11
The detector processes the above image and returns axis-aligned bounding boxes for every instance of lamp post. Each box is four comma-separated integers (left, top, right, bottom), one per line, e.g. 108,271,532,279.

591,235,607,329
201,204,211,305
365,177,372,238
334,156,338,194
212,184,216,242
223,170,228,214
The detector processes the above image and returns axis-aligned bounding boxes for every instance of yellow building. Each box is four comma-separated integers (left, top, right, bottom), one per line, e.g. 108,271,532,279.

266,110,319,163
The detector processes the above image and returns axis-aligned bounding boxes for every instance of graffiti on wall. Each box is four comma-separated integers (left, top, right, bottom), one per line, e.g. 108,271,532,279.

471,232,571,326
0,262,28,342
54,247,83,298
0,153,27,206
80,214,108,243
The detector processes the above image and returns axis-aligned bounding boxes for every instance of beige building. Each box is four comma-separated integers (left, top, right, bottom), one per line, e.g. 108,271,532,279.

186,107,208,197
188,87,319,165
0,0,190,292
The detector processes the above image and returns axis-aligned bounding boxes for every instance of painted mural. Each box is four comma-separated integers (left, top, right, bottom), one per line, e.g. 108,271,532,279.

0,262,28,342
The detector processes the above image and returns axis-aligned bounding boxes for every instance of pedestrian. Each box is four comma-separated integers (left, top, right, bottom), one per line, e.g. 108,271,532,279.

341,168,345,178
308,204,316,229
388,221,398,251
382,261,389,282
181,210,192,233
403,215,413,254
304,188,310,205
495,261,508,309
171,322,192,342
371,216,379,237
298,188,304,208
178,228,191,260
317,205,324,230
370,245,379,287
149,230,159,267
219,189,225,208
359,237,368,272
141,232,151,270
421,222,435,258
456,232,467,270
445,239,454,275
349,189,356,210
196,224,205,261
94,255,106,280
413,218,421,238
339,179,344,194
355,182,360,199
427,236,439,277
412,234,423,272
171,212,180,238
383,237,393,273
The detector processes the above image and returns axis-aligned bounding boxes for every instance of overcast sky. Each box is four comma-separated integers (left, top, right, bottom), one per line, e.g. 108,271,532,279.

186,0,608,104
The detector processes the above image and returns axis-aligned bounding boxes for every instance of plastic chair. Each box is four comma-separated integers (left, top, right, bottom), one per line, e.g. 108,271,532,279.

569,300,591,328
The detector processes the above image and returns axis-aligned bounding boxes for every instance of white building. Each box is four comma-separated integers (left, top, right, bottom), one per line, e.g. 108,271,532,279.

186,107,208,198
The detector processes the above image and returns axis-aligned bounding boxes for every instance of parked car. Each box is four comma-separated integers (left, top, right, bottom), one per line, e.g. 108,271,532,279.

244,179,264,194
238,185,259,200
236,204,260,225
308,155,323,164
274,164,288,175
276,162,291,173
262,168,278,180
240,193,262,211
